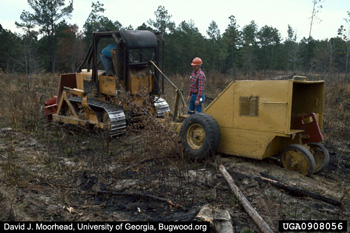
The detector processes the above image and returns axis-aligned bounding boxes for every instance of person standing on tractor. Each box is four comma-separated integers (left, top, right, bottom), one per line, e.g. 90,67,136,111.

187,57,206,114
100,43,117,75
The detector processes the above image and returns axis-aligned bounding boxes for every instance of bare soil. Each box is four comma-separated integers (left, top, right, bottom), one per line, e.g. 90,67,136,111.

0,124,349,232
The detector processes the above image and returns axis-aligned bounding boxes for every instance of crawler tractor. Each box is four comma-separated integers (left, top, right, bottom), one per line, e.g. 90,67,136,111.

45,30,170,136
45,30,329,176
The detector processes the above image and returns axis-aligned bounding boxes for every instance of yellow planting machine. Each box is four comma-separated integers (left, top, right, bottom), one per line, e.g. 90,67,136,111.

45,30,328,176
199,77,328,176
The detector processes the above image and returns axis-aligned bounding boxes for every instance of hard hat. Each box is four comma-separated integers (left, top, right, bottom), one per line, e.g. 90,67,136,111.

191,57,203,66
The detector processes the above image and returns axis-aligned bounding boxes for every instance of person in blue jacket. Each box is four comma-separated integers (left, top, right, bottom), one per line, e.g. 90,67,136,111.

100,43,117,75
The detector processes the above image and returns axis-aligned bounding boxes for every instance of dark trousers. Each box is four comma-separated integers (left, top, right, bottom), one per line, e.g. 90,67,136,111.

100,54,115,75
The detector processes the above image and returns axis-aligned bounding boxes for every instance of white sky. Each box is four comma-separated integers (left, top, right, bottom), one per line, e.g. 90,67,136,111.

1,0,349,41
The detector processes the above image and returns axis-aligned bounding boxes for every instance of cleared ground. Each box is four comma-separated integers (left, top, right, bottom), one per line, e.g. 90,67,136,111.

0,72,349,232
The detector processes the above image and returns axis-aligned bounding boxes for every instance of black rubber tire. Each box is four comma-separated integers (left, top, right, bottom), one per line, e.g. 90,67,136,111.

180,113,221,159
307,143,330,173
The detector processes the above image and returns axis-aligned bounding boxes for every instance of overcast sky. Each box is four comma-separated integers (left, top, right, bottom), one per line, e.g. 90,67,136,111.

1,0,349,41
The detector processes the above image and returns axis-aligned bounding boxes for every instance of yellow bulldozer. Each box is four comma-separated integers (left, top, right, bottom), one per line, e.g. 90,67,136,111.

45,30,171,136
45,30,329,176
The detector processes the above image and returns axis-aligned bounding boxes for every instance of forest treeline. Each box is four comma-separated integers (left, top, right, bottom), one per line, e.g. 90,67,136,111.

0,0,349,79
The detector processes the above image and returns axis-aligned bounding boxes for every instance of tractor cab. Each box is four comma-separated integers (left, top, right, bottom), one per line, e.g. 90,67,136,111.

76,30,163,97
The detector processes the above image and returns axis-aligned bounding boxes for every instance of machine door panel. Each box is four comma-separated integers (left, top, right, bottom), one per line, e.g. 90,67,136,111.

233,80,292,134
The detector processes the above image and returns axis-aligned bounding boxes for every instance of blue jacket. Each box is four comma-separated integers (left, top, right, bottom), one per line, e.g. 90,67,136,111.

101,44,117,58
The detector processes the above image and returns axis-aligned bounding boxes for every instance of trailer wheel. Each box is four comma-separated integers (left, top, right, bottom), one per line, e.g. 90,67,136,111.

307,143,329,173
180,113,220,159
281,144,316,176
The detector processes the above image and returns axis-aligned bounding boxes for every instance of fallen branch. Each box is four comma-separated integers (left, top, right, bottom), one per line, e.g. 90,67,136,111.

84,190,187,211
219,164,274,233
232,169,343,207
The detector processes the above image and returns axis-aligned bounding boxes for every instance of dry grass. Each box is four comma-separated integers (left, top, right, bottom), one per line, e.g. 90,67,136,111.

323,82,350,145
0,72,58,131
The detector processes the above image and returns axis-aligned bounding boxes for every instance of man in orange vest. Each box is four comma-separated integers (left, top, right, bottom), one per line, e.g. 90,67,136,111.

187,57,206,114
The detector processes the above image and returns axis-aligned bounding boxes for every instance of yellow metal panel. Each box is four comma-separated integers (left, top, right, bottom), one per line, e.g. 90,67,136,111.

76,69,105,92
218,127,276,159
204,82,235,128
232,80,293,134
76,73,85,90
129,68,153,95
205,80,293,134
99,75,117,96
217,128,302,160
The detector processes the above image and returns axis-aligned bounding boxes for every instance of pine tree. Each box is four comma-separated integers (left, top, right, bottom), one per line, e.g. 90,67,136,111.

16,0,73,72
147,6,175,34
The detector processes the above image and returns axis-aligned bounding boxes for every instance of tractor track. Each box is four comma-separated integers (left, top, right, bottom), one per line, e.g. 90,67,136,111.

68,97,127,136
67,97,170,136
